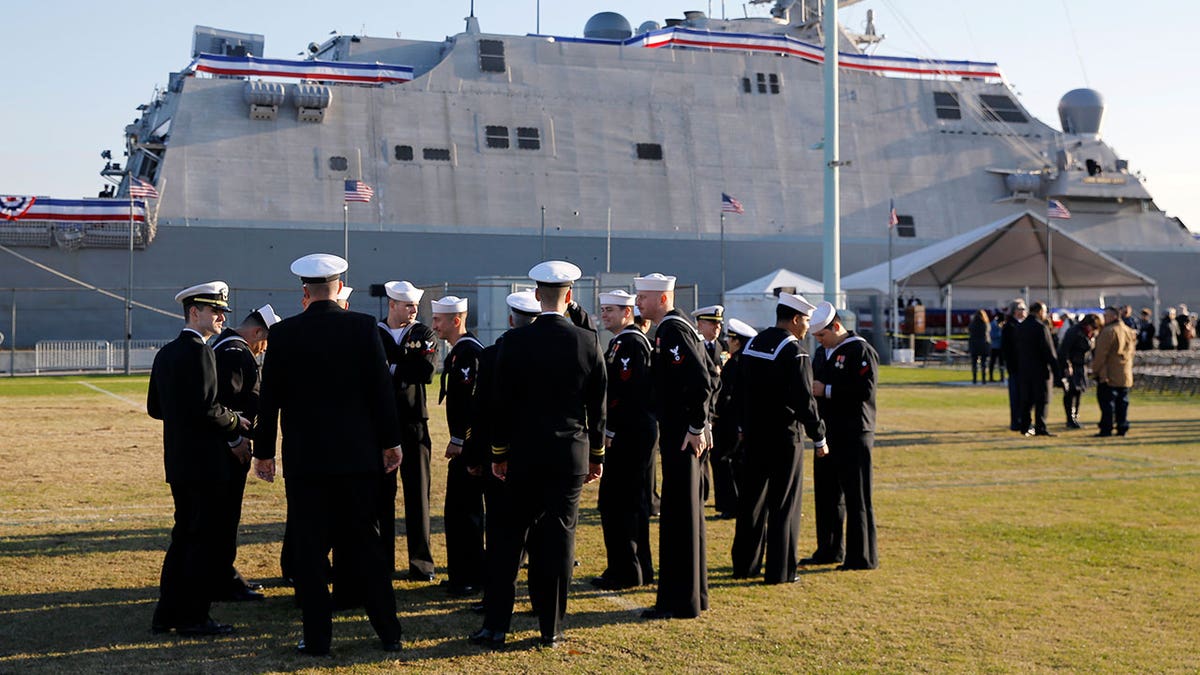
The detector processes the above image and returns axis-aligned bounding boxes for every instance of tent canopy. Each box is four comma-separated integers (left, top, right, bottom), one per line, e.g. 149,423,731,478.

725,268,823,296
841,211,1157,294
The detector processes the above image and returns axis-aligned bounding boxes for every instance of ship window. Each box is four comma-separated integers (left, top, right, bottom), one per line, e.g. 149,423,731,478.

933,92,961,120
636,143,663,160
757,73,767,94
423,147,452,161
394,145,413,161
742,77,752,93
329,156,349,171
485,125,510,149
769,73,780,94
978,94,1028,123
479,39,506,73
516,127,541,150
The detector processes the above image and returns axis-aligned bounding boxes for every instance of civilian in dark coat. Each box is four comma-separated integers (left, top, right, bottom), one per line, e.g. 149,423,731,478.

1016,302,1060,436
1135,308,1156,351
968,310,991,384
148,282,248,636
473,262,606,648
252,255,403,656
1000,300,1028,430
1057,313,1099,429
1158,309,1179,350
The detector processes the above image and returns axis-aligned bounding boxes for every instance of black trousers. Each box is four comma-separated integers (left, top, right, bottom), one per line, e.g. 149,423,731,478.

444,455,486,589
598,426,657,587
709,423,740,515
154,480,225,628
395,421,435,577
652,423,709,618
811,449,845,563
731,437,804,583
216,454,251,595
1018,375,1052,433
1096,383,1131,434
484,469,585,639
832,433,878,570
1007,372,1022,429
285,473,400,651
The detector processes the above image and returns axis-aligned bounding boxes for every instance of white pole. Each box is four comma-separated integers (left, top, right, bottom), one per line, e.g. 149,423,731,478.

888,217,895,357
720,211,727,298
606,207,612,274
822,0,842,308
125,189,133,375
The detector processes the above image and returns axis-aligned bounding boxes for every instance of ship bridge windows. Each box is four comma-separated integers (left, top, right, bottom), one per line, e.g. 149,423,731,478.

516,127,541,150
479,39,506,73
742,73,781,95
394,145,414,161
978,94,1028,123
636,143,664,160
423,147,452,161
933,91,961,120
479,125,542,152
329,156,349,172
485,125,510,149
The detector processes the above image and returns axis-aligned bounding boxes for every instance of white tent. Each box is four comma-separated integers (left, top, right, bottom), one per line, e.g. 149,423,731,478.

841,210,1157,345
723,268,823,330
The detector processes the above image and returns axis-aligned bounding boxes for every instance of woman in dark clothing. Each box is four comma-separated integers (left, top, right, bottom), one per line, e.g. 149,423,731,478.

989,313,1006,382
1158,309,1179,350
968,309,991,384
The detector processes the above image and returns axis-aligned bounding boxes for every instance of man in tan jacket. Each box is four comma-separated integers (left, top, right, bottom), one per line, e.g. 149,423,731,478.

1091,306,1137,437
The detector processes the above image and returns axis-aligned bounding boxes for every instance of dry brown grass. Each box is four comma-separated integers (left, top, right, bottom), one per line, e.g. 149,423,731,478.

1,372,1198,673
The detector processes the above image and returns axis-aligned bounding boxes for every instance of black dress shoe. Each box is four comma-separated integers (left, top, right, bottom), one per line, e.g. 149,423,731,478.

538,633,564,648
764,576,800,585
404,569,436,582
468,627,506,648
1065,420,1082,429
1116,429,1128,436
220,587,265,602
1034,429,1056,437
381,639,403,652
798,556,840,565
591,576,632,590
243,580,264,591
176,619,234,637
447,584,480,597
296,639,330,656
150,623,173,635
469,601,486,614
640,608,674,620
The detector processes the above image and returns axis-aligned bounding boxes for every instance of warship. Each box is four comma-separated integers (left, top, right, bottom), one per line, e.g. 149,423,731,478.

2,0,1197,346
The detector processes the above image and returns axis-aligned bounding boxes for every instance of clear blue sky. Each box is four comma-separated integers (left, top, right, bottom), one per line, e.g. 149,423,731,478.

2,0,1195,230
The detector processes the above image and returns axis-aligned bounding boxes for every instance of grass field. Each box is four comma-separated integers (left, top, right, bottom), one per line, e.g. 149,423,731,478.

1,368,1198,673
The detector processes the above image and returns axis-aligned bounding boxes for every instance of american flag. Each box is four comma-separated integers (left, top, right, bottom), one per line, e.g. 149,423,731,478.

888,199,899,228
129,177,159,199
721,192,744,214
344,179,374,203
1047,199,1071,219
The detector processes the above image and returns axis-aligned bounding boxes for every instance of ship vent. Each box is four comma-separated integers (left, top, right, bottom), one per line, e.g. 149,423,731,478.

243,81,285,121
294,84,332,123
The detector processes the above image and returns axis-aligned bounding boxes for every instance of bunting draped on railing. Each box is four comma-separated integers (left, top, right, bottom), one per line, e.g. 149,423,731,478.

190,53,414,84
0,197,147,223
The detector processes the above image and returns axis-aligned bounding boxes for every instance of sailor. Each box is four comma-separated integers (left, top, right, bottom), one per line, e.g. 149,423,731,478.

592,288,658,590
471,290,541,615
432,295,487,597
211,303,281,603
252,253,403,655
691,304,727,369
635,273,717,620
711,317,757,520
377,280,438,583
471,261,606,648
810,302,879,571
147,281,250,636
731,296,825,583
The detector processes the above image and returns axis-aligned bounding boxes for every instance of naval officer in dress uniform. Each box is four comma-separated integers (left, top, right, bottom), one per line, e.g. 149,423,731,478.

148,281,251,636
211,303,281,602
711,317,757,519
432,295,488,597
692,304,728,369
378,280,438,582
593,289,658,590
252,253,403,655
810,302,879,571
731,294,827,583
471,261,606,648
635,273,718,620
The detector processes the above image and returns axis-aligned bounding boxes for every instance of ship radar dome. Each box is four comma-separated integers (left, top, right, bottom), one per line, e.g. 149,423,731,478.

584,12,633,40
637,20,662,35
1057,88,1105,136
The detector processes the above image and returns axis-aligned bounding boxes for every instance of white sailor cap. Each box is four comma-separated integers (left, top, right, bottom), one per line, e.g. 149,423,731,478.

175,281,232,310
290,253,348,283
252,303,282,328
384,280,423,302
598,289,636,307
431,295,468,314
506,290,541,316
692,304,724,322
634,273,676,292
810,301,838,332
778,292,816,316
726,318,757,340
528,260,582,287
336,286,353,302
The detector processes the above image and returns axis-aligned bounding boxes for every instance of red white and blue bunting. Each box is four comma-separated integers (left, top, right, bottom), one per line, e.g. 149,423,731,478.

0,197,147,223
190,53,414,84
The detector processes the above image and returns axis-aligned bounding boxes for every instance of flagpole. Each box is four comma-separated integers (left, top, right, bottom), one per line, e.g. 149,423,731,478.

1046,205,1053,308
822,0,843,309
343,201,349,272
125,185,133,375
720,211,726,299
888,211,895,357
605,206,612,274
